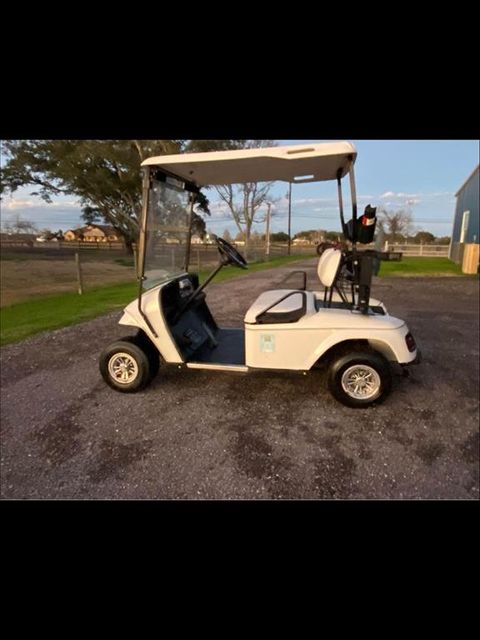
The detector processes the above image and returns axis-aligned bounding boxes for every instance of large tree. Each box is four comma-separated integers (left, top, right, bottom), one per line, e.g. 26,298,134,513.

378,207,414,243
0,140,210,251
413,230,435,244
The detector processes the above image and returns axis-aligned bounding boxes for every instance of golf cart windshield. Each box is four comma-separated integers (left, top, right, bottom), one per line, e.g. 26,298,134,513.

138,142,360,292
141,174,192,290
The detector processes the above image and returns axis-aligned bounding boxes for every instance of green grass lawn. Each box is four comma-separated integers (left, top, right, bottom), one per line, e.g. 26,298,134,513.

378,257,466,277
0,281,139,346
0,254,311,346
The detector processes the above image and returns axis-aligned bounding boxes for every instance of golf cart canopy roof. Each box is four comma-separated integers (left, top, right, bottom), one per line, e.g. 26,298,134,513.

141,142,357,186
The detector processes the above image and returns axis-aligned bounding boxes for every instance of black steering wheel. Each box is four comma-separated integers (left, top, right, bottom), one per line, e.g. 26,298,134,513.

214,236,248,270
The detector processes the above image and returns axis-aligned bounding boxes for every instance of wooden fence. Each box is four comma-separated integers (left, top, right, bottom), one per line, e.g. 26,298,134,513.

1,238,450,268
385,243,450,257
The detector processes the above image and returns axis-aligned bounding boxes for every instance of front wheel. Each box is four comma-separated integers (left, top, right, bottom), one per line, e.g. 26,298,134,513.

327,350,392,408
99,340,153,393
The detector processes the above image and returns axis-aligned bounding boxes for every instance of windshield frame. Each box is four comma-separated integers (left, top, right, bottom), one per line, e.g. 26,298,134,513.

137,166,200,283
136,166,200,335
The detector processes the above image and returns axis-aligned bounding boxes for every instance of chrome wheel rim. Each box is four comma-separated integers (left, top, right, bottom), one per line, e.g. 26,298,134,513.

108,352,139,385
341,364,381,400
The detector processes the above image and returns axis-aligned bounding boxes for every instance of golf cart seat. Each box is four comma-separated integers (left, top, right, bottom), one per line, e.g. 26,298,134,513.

279,248,343,292
314,247,352,311
245,289,315,324
317,248,342,287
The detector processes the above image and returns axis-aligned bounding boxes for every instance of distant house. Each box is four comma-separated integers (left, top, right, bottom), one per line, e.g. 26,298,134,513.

64,225,123,243
82,224,121,242
449,165,479,264
64,228,84,241
191,234,204,244
292,237,312,246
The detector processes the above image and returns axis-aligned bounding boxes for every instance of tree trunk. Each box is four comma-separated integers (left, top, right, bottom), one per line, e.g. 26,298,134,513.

244,222,252,261
124,237,135,254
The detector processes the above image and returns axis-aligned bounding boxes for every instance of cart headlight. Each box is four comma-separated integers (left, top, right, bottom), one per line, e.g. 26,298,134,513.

405,332,416,352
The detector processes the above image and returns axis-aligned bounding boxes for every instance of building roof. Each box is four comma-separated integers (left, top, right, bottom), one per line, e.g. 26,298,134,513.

87,224,117,235
141,142,357,186
65,225,119,236
455,164,479,197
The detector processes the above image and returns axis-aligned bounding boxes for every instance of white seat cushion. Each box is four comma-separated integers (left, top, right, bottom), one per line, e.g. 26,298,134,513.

317,248,342,287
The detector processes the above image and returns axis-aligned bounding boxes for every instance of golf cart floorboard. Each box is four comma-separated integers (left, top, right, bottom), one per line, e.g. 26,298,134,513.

188,328,245,366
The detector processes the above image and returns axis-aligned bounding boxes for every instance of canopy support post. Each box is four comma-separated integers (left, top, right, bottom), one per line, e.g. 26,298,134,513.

137,166,158,338
184,196,195,272
287,182,292,256
348,160,358,245
336,170,346,237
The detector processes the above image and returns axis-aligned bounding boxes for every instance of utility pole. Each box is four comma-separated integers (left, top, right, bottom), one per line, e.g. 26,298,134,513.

287,182,292,255
265,202,271,261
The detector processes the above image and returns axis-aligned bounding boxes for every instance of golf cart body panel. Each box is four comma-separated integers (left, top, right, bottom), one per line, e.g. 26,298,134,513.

119,281,185,364
243,287,413,370
119,275,416,372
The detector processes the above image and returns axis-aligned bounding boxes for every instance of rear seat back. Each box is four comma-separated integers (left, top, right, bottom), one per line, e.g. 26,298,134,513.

317,248,342,287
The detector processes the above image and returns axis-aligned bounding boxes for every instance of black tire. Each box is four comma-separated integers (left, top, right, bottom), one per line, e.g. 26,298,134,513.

120,333,160,381
99,340,153,393
327,349,392,408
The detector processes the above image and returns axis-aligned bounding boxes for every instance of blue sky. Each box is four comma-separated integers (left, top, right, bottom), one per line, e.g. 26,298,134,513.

1,140,478,237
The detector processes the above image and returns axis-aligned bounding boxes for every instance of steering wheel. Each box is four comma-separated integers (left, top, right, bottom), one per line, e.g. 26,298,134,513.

214,236,248,270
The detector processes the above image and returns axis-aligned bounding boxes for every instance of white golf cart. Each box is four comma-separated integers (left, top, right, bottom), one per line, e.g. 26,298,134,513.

99,142,421,407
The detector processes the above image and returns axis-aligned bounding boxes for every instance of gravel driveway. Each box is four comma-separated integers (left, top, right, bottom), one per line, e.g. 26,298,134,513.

1,259,478,499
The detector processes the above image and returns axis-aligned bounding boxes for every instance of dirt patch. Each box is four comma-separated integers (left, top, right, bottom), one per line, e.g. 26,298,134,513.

0,257,135,306
33,408,84,467
415,442,446,465
228,424,301,498
88,439,153,483
313,454,357,498
460,432,479,464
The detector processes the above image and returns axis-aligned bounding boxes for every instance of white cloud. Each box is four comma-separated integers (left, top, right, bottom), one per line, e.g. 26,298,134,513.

2,196,80,211
380,191,420,200
208,201,231,217
3,198,37,210
380,190,454,201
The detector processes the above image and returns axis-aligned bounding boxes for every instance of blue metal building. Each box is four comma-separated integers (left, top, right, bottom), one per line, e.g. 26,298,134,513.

449,164,479,263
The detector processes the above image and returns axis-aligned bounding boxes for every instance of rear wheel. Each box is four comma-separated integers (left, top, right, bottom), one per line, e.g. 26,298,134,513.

327,349,392,408
99,340,153,393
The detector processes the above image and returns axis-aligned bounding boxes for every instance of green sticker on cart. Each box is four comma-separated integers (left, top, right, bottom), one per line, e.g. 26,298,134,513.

260,334,275,353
